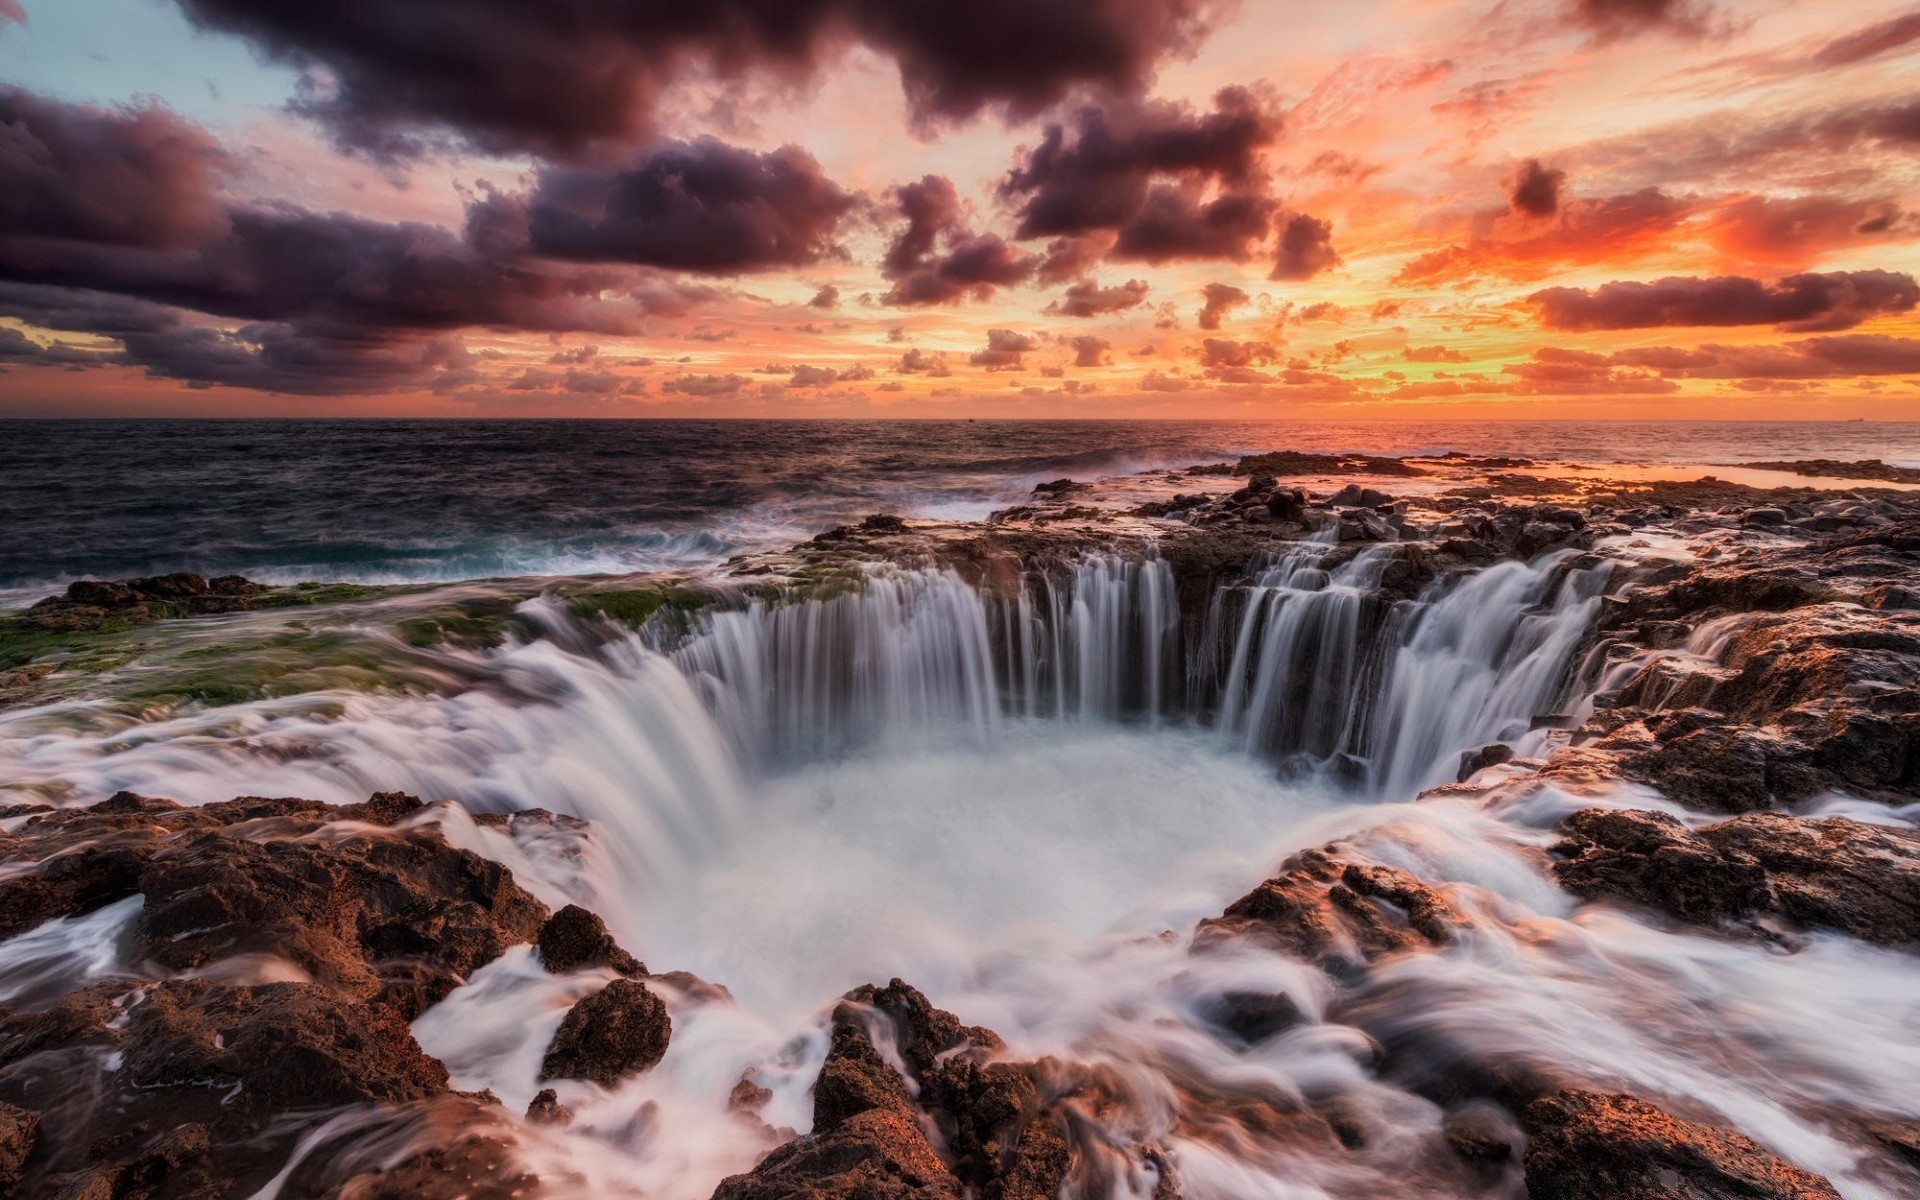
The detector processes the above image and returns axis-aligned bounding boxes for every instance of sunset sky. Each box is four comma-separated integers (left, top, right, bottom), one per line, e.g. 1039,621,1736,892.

1,0,1918,418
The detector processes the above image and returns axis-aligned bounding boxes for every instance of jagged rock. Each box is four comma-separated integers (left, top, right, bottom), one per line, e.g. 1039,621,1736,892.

713,980,1076,1200
1197,848,1465,975
0,978,459,1196
1456,743,1513,781
539,978,671,1087
1206,990,1305,1044
536,904,645,975
525,1087,574,1126
0,1101,37,1194
1553,808,1920,944
1521,1090,1841,1199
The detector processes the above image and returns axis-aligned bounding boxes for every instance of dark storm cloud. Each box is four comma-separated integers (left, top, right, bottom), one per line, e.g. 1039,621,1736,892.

999,87,1280,260
1113,187,1275,264
0,87,230,250
881,175,1037,306
1048,277,1150,317
1270,213,1340,282
1530,270,1920,333
522,139,857,273
1508,159,1566,218
0,90,740,393
169,0,1221,159
0,93,721,336
1196,282,1250,330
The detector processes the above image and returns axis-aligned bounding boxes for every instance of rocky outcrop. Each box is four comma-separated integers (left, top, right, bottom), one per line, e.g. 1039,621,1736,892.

712,979,1083,1200
0,789,600,1198
0,790,549,1019
537,903,645,975
1521,1090,1842,1199
1573,513,1920,810
1552,808,1920,944
1197,846,1467,976
539,978,672,1086
17,573,268,632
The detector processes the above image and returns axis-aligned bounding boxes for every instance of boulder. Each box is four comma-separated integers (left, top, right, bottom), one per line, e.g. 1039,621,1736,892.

539,978,671,1086
536,904,645,976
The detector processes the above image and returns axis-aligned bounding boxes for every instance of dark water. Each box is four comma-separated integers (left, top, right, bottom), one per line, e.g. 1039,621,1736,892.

4,419,1918,601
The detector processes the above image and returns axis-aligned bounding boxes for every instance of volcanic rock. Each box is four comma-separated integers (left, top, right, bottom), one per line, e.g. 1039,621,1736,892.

1197,847,1466,975
712,979,1077,1200
1521,1090,1841,1199
539,978,672,1086
1553,809,1920,944
536,903,645,975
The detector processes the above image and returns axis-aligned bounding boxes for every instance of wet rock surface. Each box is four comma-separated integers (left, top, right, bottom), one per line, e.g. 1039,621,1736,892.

537,902,646,976
539,977,672,1086
1198,845,1468,975
1521,1090,1843,1199
1552,808,1920,944
713,979,1082,1200
0,789,578,1198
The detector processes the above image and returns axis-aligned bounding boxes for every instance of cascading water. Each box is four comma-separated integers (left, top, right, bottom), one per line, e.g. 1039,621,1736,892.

4,538,1913,1200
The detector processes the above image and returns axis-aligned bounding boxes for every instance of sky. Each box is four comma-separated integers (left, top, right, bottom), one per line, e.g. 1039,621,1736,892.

0,0,1917,418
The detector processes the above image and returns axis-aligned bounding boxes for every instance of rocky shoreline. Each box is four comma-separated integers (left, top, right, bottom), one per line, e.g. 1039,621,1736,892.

0,454,1916,1198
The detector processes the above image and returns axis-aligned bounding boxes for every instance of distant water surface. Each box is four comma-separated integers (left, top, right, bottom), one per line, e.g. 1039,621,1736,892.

3,419,1917,600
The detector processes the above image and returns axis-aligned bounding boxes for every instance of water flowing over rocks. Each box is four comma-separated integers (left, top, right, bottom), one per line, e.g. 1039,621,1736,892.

1,453,1918,1197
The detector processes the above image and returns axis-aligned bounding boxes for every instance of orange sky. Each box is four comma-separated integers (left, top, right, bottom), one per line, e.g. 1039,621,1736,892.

1,0,1917,418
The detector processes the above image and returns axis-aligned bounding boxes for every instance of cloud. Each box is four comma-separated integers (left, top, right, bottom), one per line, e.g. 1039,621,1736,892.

1196,282,1250,330
1270,212,1340,281
896,347,951,375
1394,186,1692,285
787,362,873,387
169,0,1220,159
1807,9,1920,69
1704,193,1916,266
1139,369,1190,391
0,87,230,250
970,327,1036,369
1070,335,1112,367
520,139,855,273
1048,277,1149,317
1403,344,1470,363
1530,269,1919,332
808,284,840,309
1612,335,1920,379
1113,186,1274,263
1571,0,1717,42
662,372,750,396
1198,337,1277,368
1000,87,1280,262
0,89,744,395
1508,159,1566,218
881,174,1037,305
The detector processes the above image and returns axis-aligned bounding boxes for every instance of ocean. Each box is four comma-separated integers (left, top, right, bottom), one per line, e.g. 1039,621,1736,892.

4,418,1918,601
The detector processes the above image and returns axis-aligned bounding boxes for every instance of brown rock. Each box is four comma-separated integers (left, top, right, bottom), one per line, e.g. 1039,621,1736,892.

0,1101,37,1193
539,978,671,1087
1197,847,1465,974
525,1088,573,1127
537,903,645,975
1553,808,1920,944
1522,1090,1841,1199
